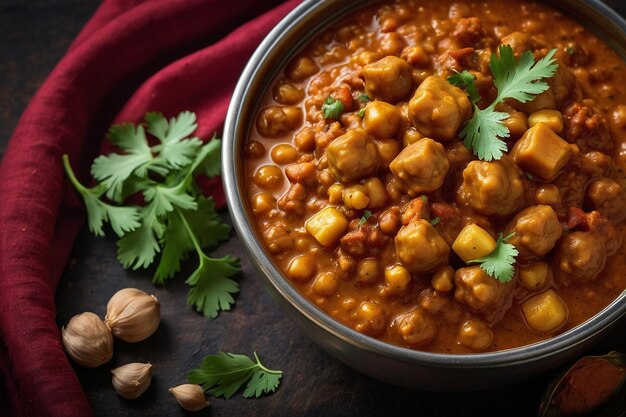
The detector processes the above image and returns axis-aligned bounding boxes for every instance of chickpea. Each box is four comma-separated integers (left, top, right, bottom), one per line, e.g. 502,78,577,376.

378,207,401,235
458,320,493,352
363,177,388,210
245,140,266,159
355,301,387,336
519,262,551,291
271,144,299,165
374,138,400,169
351,50,382,66
363,101,401,139
312,272,339,296
287,254,317,282
286,56,319,82
327,183,344,204
535,184,562,206
357,258,381,284
294,127,316,152
342,184,370,210
385,265,412,293
503,112,529,139
251,192,275,214
528,109,563,134
256,106,302,138
253,165,283,189
273,80,304,105
394,308,436,347
402,128,424,147
431,265,455,293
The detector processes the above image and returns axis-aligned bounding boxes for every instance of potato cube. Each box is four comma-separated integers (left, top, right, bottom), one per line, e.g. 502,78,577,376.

521,289,568,333
452,224,497,262
510,122,571,181
528,109,563,134
305,207,348,246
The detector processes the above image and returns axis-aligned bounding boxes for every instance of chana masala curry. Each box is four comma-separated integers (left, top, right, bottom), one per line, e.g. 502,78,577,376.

244,0,626,353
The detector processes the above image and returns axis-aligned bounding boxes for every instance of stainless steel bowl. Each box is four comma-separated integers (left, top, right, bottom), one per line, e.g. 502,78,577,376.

223,0,626,391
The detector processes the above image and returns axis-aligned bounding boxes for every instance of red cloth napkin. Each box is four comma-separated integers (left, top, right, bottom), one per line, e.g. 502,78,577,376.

0,1,300,415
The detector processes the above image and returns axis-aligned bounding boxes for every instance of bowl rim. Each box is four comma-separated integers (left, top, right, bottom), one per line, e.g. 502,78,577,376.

223,0,626,369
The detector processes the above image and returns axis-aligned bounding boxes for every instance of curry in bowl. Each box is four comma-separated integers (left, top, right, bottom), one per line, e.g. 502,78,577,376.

243,0,626,354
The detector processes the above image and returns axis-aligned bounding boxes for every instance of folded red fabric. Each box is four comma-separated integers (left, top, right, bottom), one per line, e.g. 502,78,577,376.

0,1,300,415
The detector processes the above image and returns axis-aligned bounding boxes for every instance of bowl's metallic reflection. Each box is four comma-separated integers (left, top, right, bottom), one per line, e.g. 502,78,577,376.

223,0,626,390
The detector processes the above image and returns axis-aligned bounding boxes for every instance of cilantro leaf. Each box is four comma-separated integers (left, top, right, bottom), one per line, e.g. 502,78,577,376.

358,210,372,225
145,111,203,170
153,197,230,284
185,254,240,319
195,138,222,179
187,352,282,399
142,182,197,216
358,93,370,103
116,202,164,270
322,96,345,119
468,232,519,283
62,155,141,237
448,70,481,104
91,123,153,201
460,107,510,161
430,217,441,226
448,46,558,161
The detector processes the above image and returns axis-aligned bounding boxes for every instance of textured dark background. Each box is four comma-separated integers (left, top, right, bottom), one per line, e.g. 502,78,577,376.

1,1,626,416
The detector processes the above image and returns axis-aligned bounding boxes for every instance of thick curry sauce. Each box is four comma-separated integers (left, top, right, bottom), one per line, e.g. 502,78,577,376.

244,0,626,353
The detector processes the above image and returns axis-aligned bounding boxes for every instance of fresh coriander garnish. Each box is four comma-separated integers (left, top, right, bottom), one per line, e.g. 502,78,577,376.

188,352,282,399
468,232,519,283
63,111,240,318
358,108,366,118
448,45,558,161
419,195,428,202
430,217,441,226
358,93,370,103
525,172,533,180
322,96,345,119
359,210,372,225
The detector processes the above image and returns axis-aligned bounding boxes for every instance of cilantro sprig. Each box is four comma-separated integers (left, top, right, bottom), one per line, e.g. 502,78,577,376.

468,232,519,283
63,111,240,318
448,45,558,161
188,352,282,399
322,96,345,119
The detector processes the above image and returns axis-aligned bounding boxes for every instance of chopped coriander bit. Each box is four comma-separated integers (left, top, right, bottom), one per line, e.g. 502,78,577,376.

322,96,345,119
358,93,371,103
188,352,282,399
448,45,558,161
358,108,366,118
359,210,372,225
430,217,441,226
63,111,240,318
419,195,428,202
468,232,519,283
525,172,533,180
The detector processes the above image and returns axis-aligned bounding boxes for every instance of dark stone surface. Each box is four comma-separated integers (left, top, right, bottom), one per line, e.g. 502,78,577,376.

2,1,626,416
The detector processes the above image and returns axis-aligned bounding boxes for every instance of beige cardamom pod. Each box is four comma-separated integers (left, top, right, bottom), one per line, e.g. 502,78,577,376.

111,362,153,399
62,312,113,368
169,384,209,412
104,288,160,342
